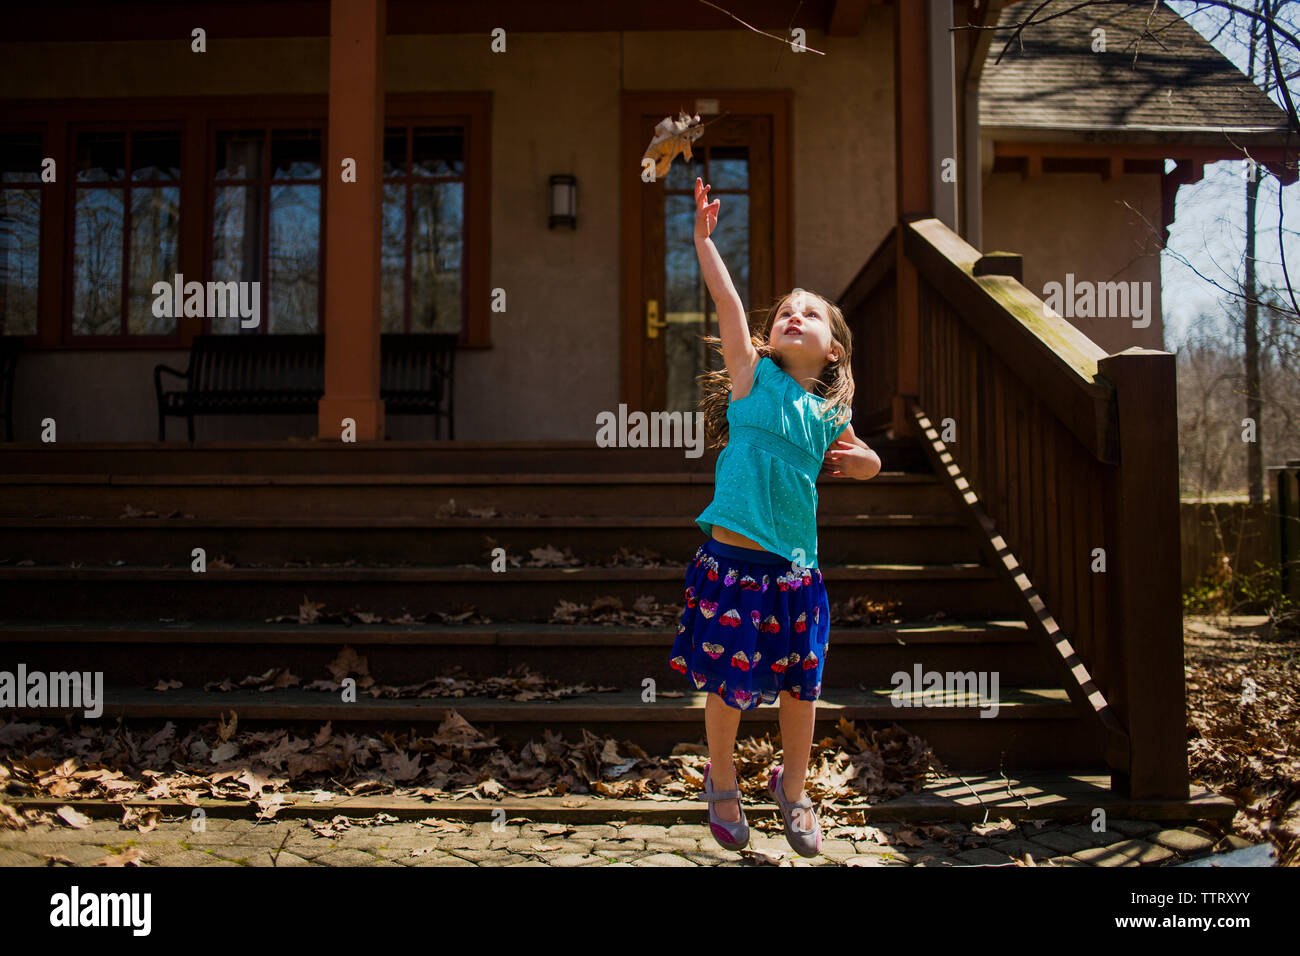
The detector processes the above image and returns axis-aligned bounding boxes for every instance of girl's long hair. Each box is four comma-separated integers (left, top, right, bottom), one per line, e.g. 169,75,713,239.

696,288,854,450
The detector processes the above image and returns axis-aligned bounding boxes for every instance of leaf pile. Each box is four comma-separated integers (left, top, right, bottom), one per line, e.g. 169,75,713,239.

0,713,940,832
164,648,616,703
830,593,905,626
266,596,490,625
1184,616,1300,865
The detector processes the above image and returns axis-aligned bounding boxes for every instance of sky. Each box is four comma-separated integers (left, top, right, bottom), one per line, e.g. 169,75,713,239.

1161,0,1299,349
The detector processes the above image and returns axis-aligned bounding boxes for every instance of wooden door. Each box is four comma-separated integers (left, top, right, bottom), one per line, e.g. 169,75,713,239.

624,98,787,414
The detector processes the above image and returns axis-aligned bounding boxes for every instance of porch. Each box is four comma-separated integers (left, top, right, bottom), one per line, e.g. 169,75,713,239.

2,0,1279,820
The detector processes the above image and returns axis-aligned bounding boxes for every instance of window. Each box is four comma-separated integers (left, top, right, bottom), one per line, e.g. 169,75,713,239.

0,93,489,348
211,127,322,334
381,124,465,334
0,131,42,336
70,128,181,337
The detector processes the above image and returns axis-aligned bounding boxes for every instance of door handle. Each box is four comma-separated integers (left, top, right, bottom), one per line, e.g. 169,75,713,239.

645,299,667,338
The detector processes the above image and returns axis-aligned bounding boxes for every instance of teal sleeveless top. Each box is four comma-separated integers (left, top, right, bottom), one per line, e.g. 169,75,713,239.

696,355,849,569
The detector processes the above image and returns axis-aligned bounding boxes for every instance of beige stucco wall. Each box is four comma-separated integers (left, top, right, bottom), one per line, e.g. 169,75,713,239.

980,169,1166,354
1,20,896,441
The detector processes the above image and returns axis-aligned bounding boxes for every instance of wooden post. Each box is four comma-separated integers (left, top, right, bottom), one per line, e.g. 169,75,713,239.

892,0,932,438
318,0,386,441
1096,348,1188,799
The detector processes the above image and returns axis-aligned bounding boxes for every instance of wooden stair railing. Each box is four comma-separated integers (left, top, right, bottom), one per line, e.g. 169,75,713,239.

842,217,1186,801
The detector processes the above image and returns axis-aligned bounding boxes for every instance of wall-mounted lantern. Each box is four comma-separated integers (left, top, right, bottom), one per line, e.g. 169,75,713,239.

549,174,577,229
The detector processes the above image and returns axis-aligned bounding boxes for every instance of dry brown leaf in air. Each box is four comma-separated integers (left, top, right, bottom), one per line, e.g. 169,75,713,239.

642,112,705,180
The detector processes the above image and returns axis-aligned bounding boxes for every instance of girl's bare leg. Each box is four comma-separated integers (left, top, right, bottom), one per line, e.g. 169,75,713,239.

704,691,743,822
777,690,816,831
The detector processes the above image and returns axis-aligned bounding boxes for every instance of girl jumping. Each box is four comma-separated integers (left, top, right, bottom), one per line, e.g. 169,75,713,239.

668,177,882,857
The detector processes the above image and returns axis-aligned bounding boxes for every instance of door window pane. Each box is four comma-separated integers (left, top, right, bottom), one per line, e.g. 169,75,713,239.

709,146,749,189
664,146,703,191
665,194,706,412
662,142,752,412
711,194,750,313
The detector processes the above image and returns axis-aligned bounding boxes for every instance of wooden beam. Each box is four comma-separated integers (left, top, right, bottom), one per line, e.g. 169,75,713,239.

995,140,1292,179
318,0,386,442
6,0,844,40
892,0,929,439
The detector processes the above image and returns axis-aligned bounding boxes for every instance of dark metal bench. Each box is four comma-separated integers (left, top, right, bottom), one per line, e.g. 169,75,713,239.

0,337,20,442
154,333,455,441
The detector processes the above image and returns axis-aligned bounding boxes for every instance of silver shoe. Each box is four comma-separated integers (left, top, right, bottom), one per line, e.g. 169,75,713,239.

769,764,822,857
703,761,749,850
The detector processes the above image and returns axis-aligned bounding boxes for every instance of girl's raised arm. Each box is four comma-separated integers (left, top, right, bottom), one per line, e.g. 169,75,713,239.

693,178,758,389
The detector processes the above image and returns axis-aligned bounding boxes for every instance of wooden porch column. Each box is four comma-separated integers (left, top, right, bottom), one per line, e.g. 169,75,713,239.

892,0,933,438
318,0,386,441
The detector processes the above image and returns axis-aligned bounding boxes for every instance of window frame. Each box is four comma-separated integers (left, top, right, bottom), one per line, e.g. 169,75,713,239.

380,122,469,335
63,121,186,345
206,121,328,337
0,92,491,350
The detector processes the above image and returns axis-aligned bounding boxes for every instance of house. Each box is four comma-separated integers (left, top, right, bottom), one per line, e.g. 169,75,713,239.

0,0,1288,817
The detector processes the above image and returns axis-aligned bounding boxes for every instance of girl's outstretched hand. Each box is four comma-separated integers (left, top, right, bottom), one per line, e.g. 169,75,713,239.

694,177,720,240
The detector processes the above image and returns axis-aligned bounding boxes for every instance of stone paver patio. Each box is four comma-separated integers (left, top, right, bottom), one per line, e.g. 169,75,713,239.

0,814,1257,867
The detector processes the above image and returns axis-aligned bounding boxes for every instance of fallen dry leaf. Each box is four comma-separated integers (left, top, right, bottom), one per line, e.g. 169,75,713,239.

56,806,91,829
93,847,144,867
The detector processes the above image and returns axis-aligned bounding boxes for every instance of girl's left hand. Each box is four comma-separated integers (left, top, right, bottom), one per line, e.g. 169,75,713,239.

822,440,875,478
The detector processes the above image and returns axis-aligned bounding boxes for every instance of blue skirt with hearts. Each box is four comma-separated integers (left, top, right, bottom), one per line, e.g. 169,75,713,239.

668,536,830,711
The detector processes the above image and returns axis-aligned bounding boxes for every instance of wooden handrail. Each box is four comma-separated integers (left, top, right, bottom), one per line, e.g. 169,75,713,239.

886,215,1186,800
902,218,1118,464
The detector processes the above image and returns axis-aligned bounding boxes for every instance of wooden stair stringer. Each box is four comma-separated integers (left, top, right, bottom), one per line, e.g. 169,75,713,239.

905,399,1131,773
